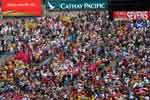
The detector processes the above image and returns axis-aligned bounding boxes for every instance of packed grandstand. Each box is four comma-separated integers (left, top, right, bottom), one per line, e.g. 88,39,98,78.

0,11,149,100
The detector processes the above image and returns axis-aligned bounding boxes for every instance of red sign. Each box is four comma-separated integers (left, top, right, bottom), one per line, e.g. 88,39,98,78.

2,0,42,16
113,11,150,20
0,0,1,14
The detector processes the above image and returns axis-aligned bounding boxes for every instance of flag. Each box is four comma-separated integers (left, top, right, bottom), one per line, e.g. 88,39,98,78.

15,51,29,64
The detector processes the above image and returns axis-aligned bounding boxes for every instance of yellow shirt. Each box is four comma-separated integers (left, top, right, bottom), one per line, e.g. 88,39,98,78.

78,96,81,100
91,96,95,100
70,97,73,100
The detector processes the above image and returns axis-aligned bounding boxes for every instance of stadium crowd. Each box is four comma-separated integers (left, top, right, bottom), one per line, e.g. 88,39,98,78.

0,12,150,100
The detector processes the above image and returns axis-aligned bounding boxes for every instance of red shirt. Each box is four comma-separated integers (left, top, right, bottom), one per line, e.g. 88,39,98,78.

13,95,23,100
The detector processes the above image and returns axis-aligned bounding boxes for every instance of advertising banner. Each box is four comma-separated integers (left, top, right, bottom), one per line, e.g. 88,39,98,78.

0,0,1,17
112,11,150,20
2,0,42,16
45,0,107,10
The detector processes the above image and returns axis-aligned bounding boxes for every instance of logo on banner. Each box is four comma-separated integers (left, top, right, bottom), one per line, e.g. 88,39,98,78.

113,11,150,20
127,11,149,20
48,2,55,9
2,0,42,16
46,0,107,10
